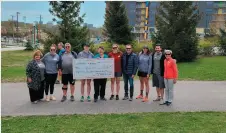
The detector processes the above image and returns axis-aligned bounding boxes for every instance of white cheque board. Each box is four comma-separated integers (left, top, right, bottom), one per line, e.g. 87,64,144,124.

73,58,114,79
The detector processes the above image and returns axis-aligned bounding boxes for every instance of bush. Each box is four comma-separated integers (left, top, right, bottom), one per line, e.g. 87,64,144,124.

24,40,34,51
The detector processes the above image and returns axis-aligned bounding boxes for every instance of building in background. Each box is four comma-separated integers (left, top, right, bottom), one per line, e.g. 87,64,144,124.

121,1,224,40
209,1,226,34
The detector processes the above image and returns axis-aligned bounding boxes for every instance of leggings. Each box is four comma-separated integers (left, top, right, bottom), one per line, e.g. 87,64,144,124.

29,80,45,102
94,79,107,99
45,73,58,95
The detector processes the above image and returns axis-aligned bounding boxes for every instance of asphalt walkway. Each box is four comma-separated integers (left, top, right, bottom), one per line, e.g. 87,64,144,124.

1,81,226,116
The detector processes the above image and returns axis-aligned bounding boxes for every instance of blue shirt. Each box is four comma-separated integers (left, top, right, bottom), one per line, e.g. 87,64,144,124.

94,53,108,58
58,48,65,56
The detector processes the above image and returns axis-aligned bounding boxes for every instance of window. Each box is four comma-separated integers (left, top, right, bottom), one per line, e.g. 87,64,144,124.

206,2,213,6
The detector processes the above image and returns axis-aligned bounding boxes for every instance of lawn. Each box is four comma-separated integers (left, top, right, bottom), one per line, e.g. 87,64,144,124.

1,50,226,82
2,112,226,133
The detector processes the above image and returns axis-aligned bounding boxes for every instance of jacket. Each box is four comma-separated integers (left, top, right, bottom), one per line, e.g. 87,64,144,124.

151,52,165,76
122,52,138,75
164,58,178,79
138,53,152,74
26,60,44,90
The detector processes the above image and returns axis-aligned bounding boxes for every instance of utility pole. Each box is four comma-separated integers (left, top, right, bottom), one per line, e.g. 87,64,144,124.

11,15,15,43
16,12,20,44
37,15,43,41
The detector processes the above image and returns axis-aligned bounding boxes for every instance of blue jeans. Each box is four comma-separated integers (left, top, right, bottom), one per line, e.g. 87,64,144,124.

123,74,134,97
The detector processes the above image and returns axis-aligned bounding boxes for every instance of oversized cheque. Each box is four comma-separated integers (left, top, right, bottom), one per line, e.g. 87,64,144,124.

73,58,114,79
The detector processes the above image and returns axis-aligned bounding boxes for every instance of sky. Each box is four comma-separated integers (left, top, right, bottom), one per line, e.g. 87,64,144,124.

1,1,106,27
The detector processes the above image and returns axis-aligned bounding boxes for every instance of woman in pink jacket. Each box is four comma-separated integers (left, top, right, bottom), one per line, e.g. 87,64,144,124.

160,50,178,106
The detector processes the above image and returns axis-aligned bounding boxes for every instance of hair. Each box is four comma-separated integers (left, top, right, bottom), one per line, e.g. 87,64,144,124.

58,42,64,47
98,46,104,50
33,50,43,59
141,48,151,55
50,44,57,49
164,49,173,54
65,43,71,47
112,44,120,53
126,44,132,48
155,44,162,48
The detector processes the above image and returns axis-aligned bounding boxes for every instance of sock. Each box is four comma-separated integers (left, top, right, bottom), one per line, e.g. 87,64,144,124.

140,90,143,95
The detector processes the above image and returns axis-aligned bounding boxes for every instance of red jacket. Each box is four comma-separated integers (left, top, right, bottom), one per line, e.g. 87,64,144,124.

164,58,178,79
108,51,123,73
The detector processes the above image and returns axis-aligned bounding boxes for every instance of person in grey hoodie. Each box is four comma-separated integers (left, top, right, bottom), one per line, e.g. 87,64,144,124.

41,44,59,102
136,45,152,102
77,44,94,102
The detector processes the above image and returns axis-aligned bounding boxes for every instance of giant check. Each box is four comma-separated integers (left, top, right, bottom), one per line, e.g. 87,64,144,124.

73,58,114,79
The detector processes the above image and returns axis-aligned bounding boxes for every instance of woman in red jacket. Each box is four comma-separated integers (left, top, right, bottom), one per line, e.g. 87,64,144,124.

160,50,178,106
108,44,123,100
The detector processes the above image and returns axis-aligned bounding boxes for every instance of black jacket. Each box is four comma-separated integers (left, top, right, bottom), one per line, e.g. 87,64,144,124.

150,52,165,76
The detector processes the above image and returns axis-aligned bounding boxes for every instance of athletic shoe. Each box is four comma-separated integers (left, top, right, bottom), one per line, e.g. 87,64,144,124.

142,97,149,102
136,95,143,99
160,101,168,105
70,95,75,102
32,101,38,104
87,96,91,102
55,80,60,84
50,96,56,101
153,96,161,101
45,96,50,102
94,99,98,102
100,97,107,101
129,97,133,101
80,96,84,102
116,95,119,100
167,102,172,106
109,95,114,100
122,96,129,100
61,96,67,102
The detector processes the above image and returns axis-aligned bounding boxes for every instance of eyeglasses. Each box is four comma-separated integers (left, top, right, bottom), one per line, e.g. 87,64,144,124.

51,49,56,51
165,54,171,55
65,46,70,48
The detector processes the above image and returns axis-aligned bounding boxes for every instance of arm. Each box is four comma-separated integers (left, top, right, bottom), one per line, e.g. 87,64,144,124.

26,61,33,82
172,60,178,83
40,53,48,63
148,55,152,75
133,55,138,76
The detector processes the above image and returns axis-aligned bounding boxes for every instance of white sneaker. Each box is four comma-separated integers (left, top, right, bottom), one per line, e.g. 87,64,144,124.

50,96,56,101
45,96,50,102
159,98,164,104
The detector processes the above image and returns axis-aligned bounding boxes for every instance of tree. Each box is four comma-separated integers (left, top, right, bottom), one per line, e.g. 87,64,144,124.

219,28,226,55
104,1,133,45
153,2,200,62
25,40,34,51
44,1,89,53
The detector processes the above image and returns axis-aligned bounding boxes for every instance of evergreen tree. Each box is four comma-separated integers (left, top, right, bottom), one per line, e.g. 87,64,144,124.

219,28,226,56
104,1,133,45
44,1,89,53
24,40,34,51
153,2,200,62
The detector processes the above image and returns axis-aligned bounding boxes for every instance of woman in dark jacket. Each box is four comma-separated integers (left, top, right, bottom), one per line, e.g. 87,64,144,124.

26,50,46,104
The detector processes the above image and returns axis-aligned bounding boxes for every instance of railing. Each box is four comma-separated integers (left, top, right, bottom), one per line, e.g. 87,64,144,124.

213,4,226,8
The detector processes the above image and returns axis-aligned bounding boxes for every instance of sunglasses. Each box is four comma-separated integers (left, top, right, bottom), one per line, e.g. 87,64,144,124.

51,49,56,51
112,47,118,49
65,46,70,48
165,54,171,55
126,48,131,50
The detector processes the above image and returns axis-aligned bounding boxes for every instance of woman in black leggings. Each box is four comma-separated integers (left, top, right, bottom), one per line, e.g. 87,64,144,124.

41,44,59,101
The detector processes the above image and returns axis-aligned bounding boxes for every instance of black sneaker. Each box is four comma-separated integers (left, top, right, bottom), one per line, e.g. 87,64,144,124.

122,96,129,100
61,96,67,102
100,97,107,101
70,95,75,101
94,99,98,102
129,97,133,101
116,95,119,100
55,80,60,84
167,102,172,106
110,95,114,100
160,101,168,105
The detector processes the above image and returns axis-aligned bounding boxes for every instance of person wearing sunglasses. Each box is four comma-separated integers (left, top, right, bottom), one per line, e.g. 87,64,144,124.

58,43,77,102
122,44,138,101
160,50,178,106
136,45,152,102
93,46,108,102
151,44,166,104
55,42,65,84
41,44,59,101
26,50,45,104
77,43,94,102
108,44,123,100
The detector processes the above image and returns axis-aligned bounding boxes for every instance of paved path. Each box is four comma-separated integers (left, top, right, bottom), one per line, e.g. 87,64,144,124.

1,46,26,51
1,81,226,116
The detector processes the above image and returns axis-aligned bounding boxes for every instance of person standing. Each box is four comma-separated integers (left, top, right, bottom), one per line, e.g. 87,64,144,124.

151,44,165,103
93,46,108,102
122,44,138,101
26,50,45,104
108,44,123,100
136,45,152,102
160,50,178,106
58,43,77,102
77,44,94,102
41,45,59,101
56,42,65,84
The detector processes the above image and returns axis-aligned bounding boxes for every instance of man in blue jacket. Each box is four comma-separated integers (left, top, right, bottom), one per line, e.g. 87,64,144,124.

122,44,138,101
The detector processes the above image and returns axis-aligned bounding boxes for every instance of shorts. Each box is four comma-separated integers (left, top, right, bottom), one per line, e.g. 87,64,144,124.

152,74,165,88
137,71,148,77
62,74,75,85
115,72,122,77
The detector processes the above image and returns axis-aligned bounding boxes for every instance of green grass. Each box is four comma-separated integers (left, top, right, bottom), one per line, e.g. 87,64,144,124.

1,50,33,82
2,112,226,133
1,50,226,82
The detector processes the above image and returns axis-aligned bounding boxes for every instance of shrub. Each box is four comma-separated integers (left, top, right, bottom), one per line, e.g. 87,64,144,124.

24,40,34,51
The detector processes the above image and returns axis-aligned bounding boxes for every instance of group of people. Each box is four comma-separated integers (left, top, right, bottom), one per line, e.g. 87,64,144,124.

26,42,178,106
